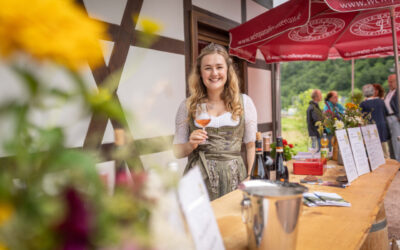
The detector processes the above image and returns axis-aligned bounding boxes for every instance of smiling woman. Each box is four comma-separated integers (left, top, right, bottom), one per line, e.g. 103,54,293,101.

172,43,258,200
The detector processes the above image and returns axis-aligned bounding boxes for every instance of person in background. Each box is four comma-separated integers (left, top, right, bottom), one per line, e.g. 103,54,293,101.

173,43,257,200
360,84,390,158
323,91,345,150
373,83,385,99
323,91,345,118
307,89,323,150
384,74,400,162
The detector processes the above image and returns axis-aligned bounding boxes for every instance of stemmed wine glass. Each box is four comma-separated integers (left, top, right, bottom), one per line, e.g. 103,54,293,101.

195,103,211,144
308,136,319,159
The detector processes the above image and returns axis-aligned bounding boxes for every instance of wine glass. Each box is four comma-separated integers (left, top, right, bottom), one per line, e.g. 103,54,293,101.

195,103,211,144
308,136,319,159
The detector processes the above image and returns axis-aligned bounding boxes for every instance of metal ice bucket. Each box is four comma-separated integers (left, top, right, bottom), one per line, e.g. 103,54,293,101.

239,180,308,250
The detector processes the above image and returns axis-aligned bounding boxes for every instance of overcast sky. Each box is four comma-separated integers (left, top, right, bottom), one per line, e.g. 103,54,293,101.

273,0,289,7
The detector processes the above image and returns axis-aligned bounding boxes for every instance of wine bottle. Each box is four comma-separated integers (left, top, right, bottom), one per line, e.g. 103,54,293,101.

275,137,288,182
263,135,273,180
250,132,267,180
269,138,277,181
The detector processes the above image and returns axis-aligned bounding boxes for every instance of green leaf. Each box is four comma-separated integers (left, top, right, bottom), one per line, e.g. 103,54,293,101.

12,66,41,98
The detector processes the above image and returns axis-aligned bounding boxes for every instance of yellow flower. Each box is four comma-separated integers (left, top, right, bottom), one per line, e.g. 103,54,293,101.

0,243,7,250
133,16,163,46
88,87,112,106
0,0,108,70
134,16,163,35
345,102,357,110
140,18,163,35
0,202,13,226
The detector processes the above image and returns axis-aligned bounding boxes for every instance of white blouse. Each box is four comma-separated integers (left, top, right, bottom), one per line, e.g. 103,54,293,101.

173,94,258,144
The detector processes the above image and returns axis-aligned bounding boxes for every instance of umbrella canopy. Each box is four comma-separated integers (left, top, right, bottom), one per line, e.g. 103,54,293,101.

229,0,400,63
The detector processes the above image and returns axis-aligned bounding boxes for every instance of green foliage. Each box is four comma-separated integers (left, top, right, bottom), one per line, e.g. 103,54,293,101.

292,89,314,137
348,88,363,105
0,66,152,249
281,57,394,109
281,117,308,153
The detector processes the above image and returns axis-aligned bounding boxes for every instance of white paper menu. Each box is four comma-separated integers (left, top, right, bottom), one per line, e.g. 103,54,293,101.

335,129,359,183
177,167,225,250
361,124,385,171
347,127,371,176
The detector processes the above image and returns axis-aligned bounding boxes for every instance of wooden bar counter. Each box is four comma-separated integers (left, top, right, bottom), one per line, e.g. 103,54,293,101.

211,159,400,250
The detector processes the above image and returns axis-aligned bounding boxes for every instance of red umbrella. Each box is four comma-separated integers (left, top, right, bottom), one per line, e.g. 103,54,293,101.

229,0,400,115
230,0,400,63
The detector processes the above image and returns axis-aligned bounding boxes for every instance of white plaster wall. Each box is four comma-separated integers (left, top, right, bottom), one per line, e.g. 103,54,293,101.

140,151,187,175
102,120,115,144
83,0,127,25
136,0,184,41
84,0,184,41
247,67,272,124
117,46,186,140
192,0,242,23
246,0,268,21
0,62,97,155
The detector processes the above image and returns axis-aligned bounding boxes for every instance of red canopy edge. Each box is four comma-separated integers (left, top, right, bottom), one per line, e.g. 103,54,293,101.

325,0,400,12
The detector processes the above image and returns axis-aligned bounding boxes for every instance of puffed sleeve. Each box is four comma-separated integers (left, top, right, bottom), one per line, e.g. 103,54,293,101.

243,94,257,143
173,100,189,144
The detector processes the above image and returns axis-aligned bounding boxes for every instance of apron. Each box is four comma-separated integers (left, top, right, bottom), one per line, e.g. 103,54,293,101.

184,96,247,201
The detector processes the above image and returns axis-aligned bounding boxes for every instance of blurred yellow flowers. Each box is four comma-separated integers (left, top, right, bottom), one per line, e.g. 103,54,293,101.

0,203,13,226
345,102,358,110
134,16,163,46
0,0,108,70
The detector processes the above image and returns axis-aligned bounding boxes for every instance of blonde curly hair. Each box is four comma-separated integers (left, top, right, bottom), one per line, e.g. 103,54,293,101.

187,43,242,121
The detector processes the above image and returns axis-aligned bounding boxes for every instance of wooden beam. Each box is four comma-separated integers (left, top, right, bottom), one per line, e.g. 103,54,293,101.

184,0,193,97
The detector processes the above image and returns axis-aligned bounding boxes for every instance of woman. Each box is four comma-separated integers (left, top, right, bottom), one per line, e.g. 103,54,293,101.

173,43,257,200
360,84,390,158
323,91,345,118
373,83,385,99
323,91,345,150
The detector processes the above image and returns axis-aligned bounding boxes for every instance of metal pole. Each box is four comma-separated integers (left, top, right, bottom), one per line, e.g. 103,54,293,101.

351,58,355,97
390,7,400,119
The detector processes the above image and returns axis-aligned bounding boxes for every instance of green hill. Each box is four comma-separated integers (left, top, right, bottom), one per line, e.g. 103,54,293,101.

280,57,395,109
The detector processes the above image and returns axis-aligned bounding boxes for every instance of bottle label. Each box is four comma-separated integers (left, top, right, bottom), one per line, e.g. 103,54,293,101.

276,147,283,153
270,170,276,181
320,148,328,159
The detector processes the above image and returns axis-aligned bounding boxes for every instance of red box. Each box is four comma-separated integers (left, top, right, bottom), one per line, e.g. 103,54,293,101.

293,159,326,176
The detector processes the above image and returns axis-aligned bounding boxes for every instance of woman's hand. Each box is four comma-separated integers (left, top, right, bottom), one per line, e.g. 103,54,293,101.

173,129,208,159
189,129,208,149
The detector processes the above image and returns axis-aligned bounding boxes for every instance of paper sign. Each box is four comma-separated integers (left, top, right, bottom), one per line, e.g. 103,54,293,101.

361,124,385,171
335,129,359,183
347,127,371,176
177,167,225,250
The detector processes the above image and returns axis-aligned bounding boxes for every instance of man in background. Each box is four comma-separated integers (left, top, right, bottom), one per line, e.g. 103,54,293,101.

307,89,323,150
385,74,400,161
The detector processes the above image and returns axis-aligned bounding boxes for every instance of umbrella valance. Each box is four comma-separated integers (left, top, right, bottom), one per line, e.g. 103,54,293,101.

325,0,400,12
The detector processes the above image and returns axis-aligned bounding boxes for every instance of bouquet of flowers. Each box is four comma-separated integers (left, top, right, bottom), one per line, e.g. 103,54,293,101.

315,110,345,136
271,139,296,161
341,103,371,128
315,103,370,136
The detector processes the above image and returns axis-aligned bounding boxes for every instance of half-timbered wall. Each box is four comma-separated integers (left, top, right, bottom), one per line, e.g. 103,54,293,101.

0,0,276,174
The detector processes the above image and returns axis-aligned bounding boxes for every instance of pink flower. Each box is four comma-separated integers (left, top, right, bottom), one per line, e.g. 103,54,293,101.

57,187,90,250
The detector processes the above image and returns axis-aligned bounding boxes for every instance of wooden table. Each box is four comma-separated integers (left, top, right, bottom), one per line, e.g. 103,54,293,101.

211,159,400,250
